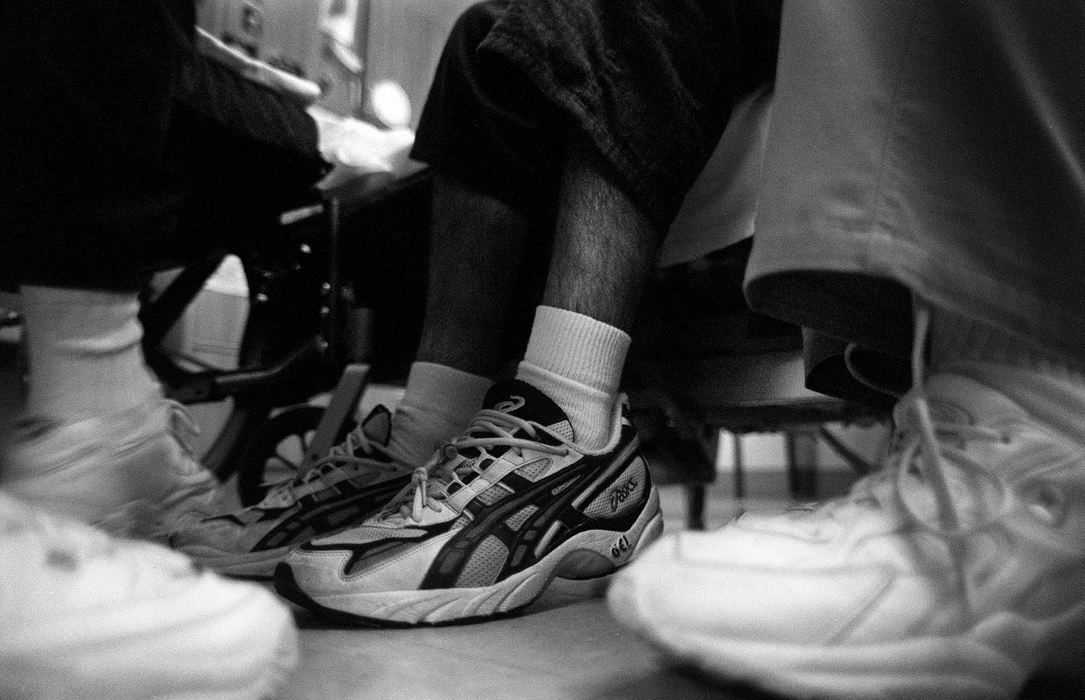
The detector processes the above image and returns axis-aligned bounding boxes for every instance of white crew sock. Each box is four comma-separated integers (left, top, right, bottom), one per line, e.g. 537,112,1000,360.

932,308,1085,444
515,305,630,450
389,361,492,466
20,286,159,423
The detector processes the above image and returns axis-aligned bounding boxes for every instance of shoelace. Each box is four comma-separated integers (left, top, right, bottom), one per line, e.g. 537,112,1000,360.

263,422,403,504
899,306,1011,537
388,408,575,523
824,305,1012,609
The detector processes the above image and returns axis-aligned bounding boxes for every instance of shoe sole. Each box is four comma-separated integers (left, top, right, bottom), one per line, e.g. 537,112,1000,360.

608,574,1085,700
277,487,665,626
0,573,298,699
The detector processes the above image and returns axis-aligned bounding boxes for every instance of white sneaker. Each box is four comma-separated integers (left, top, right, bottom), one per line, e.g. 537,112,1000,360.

0,491,297,699
609,370,1085,699
1,395,230,538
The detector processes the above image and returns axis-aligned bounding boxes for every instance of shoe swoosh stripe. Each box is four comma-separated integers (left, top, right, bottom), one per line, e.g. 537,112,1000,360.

421,465,592,588
421,429,645,588
254,477,408,550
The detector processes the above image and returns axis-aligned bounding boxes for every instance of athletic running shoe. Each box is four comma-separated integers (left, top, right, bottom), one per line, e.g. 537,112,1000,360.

169,406,414,578
608,367,1085,699
0,491,297,699
1,394,227,539
275,379,664,626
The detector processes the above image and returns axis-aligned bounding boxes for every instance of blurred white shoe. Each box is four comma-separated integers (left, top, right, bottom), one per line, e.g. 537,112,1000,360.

1,395,231,539
0,491,297,699
609,310,1085,699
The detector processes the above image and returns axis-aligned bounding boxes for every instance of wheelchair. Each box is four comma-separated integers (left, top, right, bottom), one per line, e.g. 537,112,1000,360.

140,170,432,506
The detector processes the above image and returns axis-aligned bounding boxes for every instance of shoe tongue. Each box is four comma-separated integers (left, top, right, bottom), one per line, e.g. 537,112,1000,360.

893,374,1030,529
481,379,574,439
359,405,393,448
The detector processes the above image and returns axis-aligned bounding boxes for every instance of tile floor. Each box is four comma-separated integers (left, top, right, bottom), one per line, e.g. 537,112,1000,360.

0,326,1076,699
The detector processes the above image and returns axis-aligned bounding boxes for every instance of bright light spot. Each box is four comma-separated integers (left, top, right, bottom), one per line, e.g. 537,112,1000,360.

369,80,411,129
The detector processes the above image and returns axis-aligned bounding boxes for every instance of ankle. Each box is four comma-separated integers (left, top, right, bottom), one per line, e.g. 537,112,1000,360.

21,286,158,422
389,362,491,465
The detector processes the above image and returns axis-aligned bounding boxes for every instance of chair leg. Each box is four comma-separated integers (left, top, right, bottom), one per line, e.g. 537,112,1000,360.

785,429,819,500
685,483,707,530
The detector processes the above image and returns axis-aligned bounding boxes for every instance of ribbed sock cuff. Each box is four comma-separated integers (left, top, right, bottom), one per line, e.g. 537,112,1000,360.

516,306,630,449
521,306,630,395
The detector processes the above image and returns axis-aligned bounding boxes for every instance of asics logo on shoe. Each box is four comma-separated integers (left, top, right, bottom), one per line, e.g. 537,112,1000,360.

611,535,630,558
493,396,526,414
610,478,639,513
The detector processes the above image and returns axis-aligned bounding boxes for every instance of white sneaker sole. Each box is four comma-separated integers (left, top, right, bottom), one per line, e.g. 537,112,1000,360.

0,573,297,699
608,574,1085,700
280,487,665,626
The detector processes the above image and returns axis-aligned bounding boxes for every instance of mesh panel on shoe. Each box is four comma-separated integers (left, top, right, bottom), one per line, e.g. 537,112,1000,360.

548,422,575,442
515,459,552,482
582,458,647,519
474,484,510,506
505,505,538,532
456,535,509,588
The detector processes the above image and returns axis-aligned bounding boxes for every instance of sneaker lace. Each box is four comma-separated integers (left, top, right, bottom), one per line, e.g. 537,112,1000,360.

264,421,404,503
388,408,576,523
823,305,1012,606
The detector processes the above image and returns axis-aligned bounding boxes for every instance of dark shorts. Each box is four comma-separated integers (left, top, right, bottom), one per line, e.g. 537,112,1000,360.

410,0,781,232
0,0,326,290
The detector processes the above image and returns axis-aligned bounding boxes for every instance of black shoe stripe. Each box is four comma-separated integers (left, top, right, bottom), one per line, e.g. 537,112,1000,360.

420,425,651,589
252,474,410,551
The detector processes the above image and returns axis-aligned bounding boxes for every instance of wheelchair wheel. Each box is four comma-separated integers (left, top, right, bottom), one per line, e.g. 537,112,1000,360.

148,226,332,489
154,256,279,485
236,404,357,506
